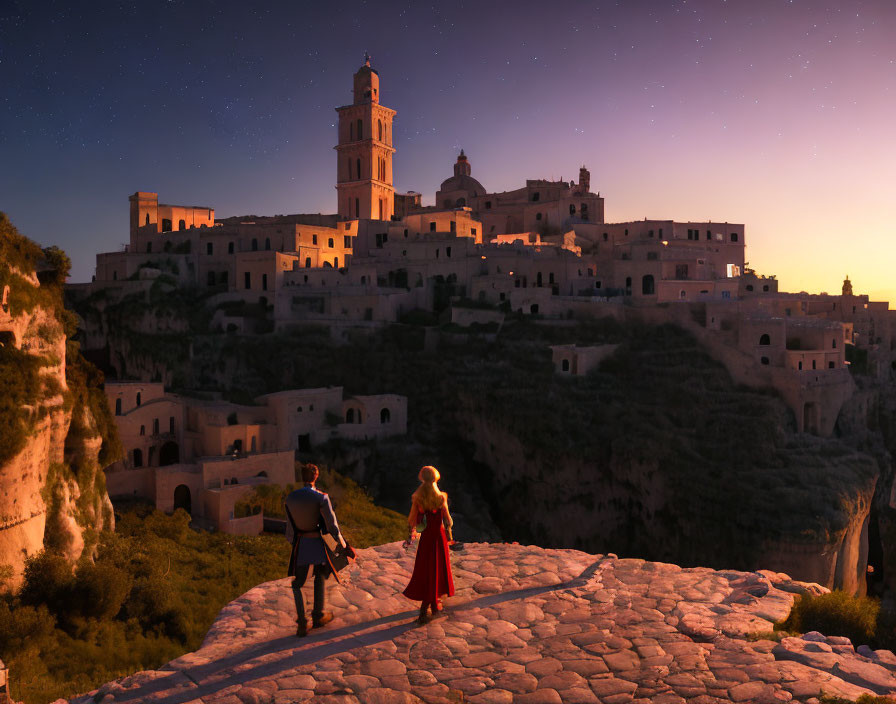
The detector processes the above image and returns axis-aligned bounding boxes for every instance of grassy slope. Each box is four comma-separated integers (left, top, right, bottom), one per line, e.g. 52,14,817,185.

2,464,403,704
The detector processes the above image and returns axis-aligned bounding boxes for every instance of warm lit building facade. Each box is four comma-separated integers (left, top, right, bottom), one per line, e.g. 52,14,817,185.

103,382,407,532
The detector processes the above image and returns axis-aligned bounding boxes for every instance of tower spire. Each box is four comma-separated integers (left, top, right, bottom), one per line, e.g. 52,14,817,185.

336,60,396,220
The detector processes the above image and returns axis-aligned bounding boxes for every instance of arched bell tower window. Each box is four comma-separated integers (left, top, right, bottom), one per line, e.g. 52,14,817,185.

378,120,382,141
356,118,363,140
356,158,361,180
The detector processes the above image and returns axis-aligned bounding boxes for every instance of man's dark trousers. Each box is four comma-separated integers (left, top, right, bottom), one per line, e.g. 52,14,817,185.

293,563,329,623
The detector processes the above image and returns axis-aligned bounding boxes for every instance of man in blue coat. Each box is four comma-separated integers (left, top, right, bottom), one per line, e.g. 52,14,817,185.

285,464,347,637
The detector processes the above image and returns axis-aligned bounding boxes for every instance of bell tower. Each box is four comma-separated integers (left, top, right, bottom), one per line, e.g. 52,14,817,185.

335,54,396,221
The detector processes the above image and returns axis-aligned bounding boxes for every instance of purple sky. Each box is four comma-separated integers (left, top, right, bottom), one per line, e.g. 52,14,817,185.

1,0,893,303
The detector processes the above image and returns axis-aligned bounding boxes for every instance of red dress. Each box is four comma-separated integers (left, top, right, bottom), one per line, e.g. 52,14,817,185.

403,507,455,603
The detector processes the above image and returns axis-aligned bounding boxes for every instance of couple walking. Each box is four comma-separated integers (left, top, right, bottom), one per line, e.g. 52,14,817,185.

285,464,455,636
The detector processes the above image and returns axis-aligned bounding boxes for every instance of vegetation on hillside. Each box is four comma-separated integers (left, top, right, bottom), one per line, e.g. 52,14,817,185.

0,344,44,464
1,464,401,704
234,465,406,547
777,589,893,651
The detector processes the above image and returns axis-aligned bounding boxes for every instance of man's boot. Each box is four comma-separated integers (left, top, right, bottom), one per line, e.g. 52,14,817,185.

313,611,334,628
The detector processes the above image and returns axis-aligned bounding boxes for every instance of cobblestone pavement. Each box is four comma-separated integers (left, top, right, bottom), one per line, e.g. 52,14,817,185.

63,542,896,704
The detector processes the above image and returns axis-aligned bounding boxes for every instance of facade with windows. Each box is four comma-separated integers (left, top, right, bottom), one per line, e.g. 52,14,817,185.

103,382,406,533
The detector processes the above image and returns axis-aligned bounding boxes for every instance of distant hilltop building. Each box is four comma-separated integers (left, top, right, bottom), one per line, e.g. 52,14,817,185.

70,55,896,439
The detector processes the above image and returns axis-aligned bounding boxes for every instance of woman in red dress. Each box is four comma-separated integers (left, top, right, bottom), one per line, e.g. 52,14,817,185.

403,465,455,624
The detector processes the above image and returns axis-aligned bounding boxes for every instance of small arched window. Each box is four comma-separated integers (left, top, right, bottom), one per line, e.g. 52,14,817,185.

265,238,271,251
305,257,312,268
562,359,570,372
759,334,771,346
140,425,145,436
178,219,186,231
380,408,390,424
133,449,142,467
136,392,141,406
356,118,363,140
378,120,382,141
356,159,361,180
832,338,837,349
536,213,542,221
145,213,150,225
346,408,355,424
569,204,576,215
761,356,770,365
251,238,258,251
731,232,739,242
115,399,122,416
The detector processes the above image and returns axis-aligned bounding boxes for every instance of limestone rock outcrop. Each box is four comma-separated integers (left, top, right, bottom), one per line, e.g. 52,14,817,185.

62,542,896,703
0,216,117,589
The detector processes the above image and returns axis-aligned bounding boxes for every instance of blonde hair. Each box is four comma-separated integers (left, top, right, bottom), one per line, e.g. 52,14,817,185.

412,465,447,511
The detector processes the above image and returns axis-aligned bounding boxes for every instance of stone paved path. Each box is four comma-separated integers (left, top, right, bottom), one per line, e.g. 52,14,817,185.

62,543,896,704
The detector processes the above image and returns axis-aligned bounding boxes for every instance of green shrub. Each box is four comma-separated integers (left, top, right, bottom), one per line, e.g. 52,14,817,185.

819,695,896,704
20,552,74,615
0,344,42,464
71,561,132,621
142,508,191,542
778,590,880,647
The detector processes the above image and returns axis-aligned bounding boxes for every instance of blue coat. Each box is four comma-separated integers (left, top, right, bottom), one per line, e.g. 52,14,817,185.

285,485,343,566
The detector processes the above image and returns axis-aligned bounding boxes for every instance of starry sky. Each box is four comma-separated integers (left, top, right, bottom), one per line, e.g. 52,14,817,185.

1,0,894,302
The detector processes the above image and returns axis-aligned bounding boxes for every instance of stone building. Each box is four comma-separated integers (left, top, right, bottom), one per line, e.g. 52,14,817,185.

103,382,407,533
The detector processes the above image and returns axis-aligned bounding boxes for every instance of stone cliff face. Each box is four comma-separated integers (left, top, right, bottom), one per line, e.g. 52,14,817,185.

835,381,896,599
460,403,877,594
452,326,880,594
0,215,118,590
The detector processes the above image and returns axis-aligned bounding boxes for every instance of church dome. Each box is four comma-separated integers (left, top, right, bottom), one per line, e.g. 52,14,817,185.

438,150,485,201
438,173,486,197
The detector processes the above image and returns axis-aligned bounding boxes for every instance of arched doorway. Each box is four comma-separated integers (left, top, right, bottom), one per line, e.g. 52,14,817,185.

380,408,391,424
803,402,819,434
159,441,180,466
173,484,191,514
